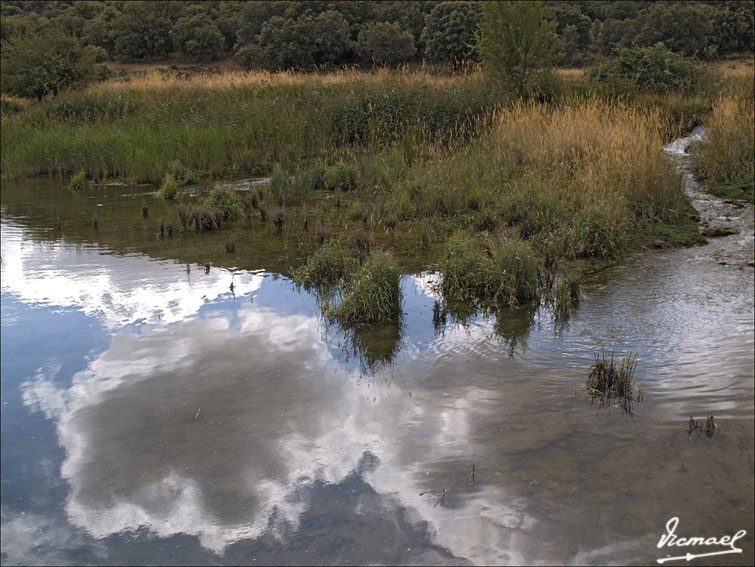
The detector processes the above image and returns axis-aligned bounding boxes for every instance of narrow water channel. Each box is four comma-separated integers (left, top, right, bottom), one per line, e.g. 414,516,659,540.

1,134,753,565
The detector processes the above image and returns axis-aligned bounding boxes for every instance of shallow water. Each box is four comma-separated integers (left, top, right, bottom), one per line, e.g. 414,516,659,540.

1,149,753,565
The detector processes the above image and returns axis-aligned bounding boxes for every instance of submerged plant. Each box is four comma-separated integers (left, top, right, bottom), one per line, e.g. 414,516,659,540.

585,351,642,416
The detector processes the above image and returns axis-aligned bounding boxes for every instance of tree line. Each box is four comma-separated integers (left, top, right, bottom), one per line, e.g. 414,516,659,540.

1,0,753,69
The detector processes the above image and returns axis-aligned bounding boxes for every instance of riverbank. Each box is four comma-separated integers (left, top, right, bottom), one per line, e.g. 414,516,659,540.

1,65,752,320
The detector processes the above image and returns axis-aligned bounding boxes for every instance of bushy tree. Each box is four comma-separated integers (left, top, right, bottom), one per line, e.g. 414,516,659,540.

421,1,482,67
252,10,352,70
587,43,698,94
110,1,180,61
476,1,562,96
358,21,416,66
635,1,717,58
1,27,103,100
170,12,225,62
544,2,593,65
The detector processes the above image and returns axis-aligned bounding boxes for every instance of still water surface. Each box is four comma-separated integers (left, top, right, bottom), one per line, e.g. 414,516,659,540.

1,148,753,565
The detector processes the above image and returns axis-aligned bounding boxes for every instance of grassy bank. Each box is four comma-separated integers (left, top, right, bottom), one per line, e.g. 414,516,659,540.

0,68,497,183
692,82,755,204
3,64,751,321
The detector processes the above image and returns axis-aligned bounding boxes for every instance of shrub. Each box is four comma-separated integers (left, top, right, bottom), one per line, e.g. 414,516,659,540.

587,44,698,95
323,162,358,191
1,28,104,100
358,21,416,66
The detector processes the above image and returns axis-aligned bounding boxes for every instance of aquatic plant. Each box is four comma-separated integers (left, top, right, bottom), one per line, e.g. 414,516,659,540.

585,351,643,415
322,161,358,191
440,232,540,308
272,208,286,233
688,413,716,438
69,171,86,190
205,184,241,220
189,205,223,231
553,274,581,317
293,238,357,286
329,250,402,324
157,173,179,200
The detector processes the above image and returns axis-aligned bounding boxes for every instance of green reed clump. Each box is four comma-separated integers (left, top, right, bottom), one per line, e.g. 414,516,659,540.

329,250,402,324
322,161,358,191
68,170,86,190
554,274,580,317
205,184,241,220
293,238,358,286
157,173,179,200
586,351,643,415
269,163,321,206
440,232,540,308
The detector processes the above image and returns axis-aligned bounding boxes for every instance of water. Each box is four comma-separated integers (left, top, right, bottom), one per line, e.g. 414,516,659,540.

2,143,753,565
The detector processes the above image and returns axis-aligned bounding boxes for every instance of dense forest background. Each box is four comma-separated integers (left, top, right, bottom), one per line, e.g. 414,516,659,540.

1,0,753,70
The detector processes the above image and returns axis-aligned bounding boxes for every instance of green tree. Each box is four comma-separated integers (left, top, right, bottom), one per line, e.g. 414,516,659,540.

358,21,416,66
1,27,103,100
635,1,717,58
111,1,180,61
170,12,225,62
476,1,563,96
421,1,482,67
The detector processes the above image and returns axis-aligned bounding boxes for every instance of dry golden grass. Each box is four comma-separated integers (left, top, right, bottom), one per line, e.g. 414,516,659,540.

555,67,586,81
695,83,755,186
89,65,479,94
705,57,755,78
488,98,677,207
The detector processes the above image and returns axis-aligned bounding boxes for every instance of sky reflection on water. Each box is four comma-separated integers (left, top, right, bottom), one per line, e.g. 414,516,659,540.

2,206,753,566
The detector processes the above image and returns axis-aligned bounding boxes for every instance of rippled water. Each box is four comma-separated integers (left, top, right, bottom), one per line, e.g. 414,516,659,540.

2,142,753,565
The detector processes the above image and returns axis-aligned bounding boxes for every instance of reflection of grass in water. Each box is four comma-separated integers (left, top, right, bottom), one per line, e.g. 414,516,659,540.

585,351,643,416
493,305,537,357
325,318,404,375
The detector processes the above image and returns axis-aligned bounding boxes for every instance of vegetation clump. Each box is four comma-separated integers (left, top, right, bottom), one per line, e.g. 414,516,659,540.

205,184,241,221
553,275,580,317
693,85,754,203
293,239,358,287
439,232,540,308
329,250,403,325
585,351,643,416
587,44,699,95
68,170,86,190
157,173,179,200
